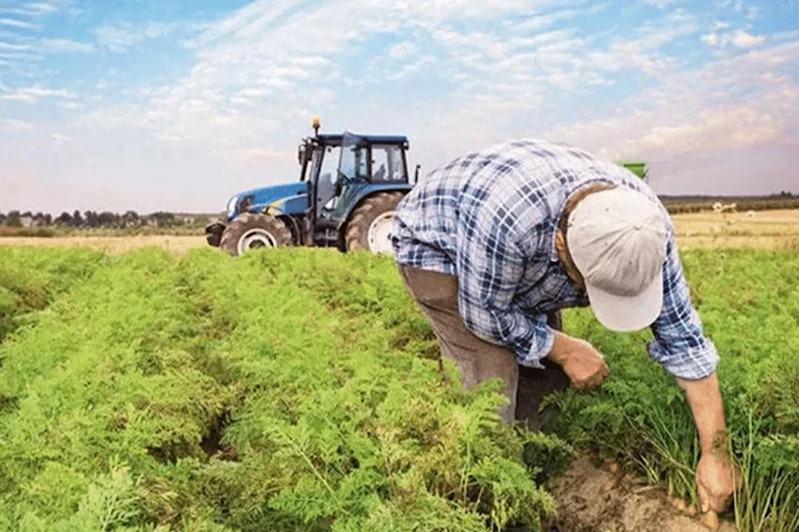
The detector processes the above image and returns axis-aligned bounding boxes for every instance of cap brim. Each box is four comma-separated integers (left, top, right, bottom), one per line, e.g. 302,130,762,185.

584,267,664,332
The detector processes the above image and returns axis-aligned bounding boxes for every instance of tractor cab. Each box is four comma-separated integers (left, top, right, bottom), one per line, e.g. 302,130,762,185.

296,124,416,248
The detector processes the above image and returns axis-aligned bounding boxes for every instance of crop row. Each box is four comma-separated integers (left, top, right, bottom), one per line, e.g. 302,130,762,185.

0,247,107,342
0,245,796,531
0,247,570,532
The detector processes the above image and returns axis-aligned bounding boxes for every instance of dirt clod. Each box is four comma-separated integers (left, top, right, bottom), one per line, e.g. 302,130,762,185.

548,454,737,532
700,511,720,531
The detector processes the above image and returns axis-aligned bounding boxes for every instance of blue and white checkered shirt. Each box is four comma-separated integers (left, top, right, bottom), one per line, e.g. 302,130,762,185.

390,138,718,381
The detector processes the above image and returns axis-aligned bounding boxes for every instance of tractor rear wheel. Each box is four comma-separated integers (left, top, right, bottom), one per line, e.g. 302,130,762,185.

345,191,405,254
219,212,293,256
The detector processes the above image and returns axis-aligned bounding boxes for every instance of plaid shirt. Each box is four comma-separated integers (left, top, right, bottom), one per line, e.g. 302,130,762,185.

391,139,718,381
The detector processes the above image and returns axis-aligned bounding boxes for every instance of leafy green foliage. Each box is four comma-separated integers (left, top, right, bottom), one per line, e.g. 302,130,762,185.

550,247,799,531
0,247,567,531
0,247,106,343
0,244,796,531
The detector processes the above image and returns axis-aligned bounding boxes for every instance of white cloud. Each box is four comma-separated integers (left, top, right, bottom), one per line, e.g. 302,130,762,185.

643,0,674,8
40,38,93,53
701,32,720,46
388,41,417,60
0,17,38,29
700,27,767,49
51,132,73,144
731,30,766,48
0,41,31,52
94,21,199,51
1,86,75,102
548,40,799,165
1,2,60,16
1,118,34,132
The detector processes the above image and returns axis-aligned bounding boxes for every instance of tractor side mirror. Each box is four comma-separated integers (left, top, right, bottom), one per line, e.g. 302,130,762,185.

414,165,421,184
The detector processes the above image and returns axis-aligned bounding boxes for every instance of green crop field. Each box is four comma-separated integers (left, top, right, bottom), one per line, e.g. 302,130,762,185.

0,244,796,531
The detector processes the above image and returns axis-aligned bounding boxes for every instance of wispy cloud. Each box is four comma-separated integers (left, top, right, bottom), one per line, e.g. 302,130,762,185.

1,118,34,132
1,85,75,102
701,28,768,48
0,2,60,17
94,21,194,51
0,17,38,30
730,30,767,47
40,38,93,53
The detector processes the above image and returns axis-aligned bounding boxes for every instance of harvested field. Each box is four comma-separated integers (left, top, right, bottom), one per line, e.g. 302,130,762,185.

2,209,798,253
673,209,799,249
0,234,206,254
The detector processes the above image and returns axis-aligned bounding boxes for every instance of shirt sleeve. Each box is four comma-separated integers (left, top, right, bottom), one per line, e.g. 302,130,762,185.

647,234,719,380
455,204,555,369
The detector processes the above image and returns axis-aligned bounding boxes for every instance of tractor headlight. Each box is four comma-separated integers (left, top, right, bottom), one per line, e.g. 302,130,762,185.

226,195,239,218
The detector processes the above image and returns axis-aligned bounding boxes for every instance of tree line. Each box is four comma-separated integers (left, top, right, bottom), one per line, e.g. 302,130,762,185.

0,210,210,229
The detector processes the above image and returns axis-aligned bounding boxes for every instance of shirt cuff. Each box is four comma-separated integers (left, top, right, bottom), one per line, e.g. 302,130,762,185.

646,336,720,380
516,319,556,370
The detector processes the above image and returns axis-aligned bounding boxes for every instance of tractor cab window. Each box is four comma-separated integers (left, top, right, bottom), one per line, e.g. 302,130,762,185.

317,145,342,213
370,144,406,182
339,143,368,182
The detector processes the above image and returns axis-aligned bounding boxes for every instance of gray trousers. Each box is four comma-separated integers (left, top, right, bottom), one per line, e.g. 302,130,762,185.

398,263,570,429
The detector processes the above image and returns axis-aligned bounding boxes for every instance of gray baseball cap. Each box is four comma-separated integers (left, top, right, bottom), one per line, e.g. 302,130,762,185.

565,186,669,332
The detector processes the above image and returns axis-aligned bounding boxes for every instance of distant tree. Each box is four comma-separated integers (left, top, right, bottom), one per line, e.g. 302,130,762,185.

0,213,5,225
150,211,175,228
6,211,21,227
121,210,140,228
97,211,118,227
56,212,73,226
84,211,98,228
32,212,50,227
72,210,83,227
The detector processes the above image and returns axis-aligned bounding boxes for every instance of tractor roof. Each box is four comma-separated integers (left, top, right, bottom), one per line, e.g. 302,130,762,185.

314,133,409,145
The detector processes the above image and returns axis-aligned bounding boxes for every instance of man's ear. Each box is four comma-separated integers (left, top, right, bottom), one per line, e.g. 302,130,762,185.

555,228,585,289
554,228,566,254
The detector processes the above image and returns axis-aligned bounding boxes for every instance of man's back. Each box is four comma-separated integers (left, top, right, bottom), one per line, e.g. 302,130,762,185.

391,138,664,284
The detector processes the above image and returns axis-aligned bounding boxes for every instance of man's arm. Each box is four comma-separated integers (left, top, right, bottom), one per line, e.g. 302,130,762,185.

648,236,737,516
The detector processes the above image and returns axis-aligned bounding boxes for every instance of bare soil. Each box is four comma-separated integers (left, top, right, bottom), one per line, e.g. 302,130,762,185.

546,454,737,532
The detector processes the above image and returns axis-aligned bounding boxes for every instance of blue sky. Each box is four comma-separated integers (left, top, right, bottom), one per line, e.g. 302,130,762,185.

1,0,797,214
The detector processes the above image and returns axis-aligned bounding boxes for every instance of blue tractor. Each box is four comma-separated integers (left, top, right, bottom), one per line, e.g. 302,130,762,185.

205,117,420,256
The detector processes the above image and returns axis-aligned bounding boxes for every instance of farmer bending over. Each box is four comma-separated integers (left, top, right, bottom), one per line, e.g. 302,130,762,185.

390,138,736,516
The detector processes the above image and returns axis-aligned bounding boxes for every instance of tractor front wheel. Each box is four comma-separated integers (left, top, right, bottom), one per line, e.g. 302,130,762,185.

219,212,293,256
345,191,405,254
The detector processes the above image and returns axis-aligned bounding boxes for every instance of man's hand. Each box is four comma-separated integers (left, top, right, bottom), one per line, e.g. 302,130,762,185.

696,451,739,513
677,373,740,523
546,332,609,391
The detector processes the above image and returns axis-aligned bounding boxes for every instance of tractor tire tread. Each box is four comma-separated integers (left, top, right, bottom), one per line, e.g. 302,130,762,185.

219,212,293,256
345,191,405,253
